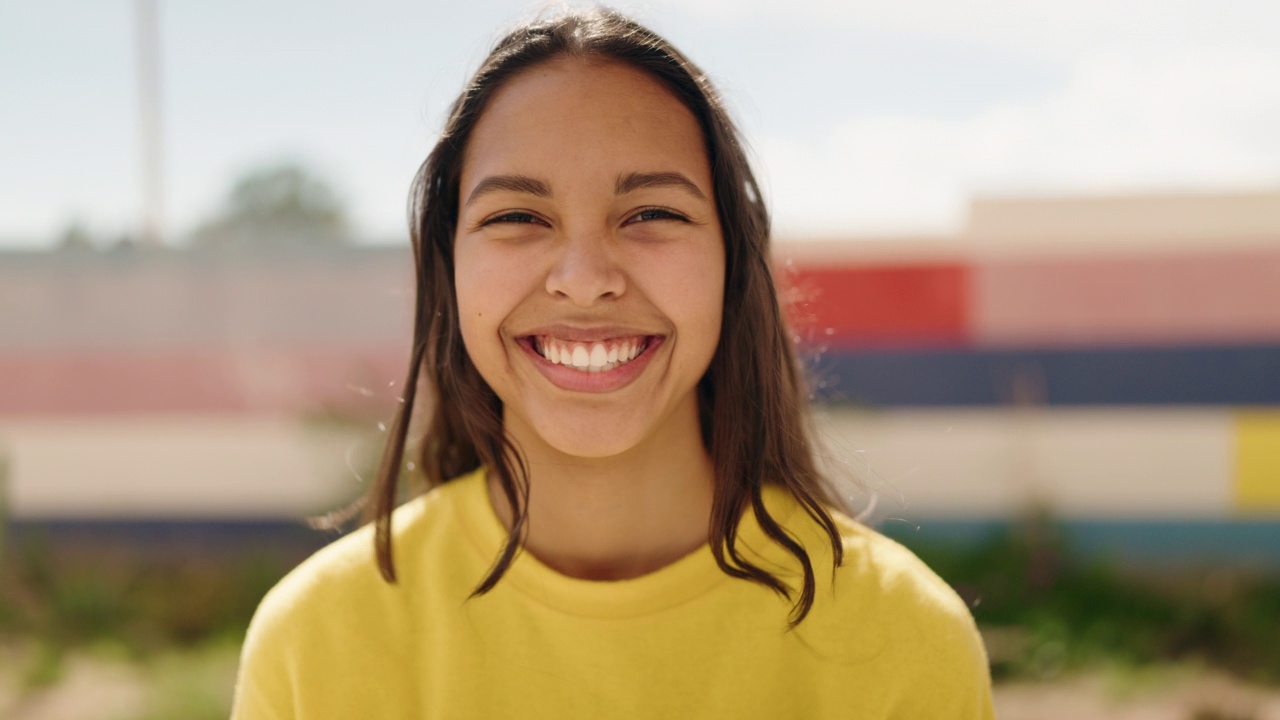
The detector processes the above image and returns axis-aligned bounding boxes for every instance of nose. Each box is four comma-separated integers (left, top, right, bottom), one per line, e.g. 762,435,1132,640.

544,231,625,306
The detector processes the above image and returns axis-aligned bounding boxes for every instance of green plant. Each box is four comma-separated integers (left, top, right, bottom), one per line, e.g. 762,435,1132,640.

0,537,294,660
120,639,241,720
885,514,1280,685
20,639,65,690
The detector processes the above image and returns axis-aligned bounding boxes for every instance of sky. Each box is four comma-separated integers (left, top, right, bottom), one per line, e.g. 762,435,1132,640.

3,0,1279,248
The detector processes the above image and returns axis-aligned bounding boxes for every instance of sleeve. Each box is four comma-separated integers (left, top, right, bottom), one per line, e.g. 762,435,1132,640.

922,612,996,719
897,579,996,719
863,531,996,719
229,586,299,720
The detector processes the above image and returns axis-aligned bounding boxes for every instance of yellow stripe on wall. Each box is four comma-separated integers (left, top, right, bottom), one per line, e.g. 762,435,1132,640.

1235,411,1280,513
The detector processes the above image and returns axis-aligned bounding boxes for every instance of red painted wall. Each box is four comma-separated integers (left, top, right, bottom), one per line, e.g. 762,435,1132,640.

972,250,1280,347
0,348,407,418
779,263,971,349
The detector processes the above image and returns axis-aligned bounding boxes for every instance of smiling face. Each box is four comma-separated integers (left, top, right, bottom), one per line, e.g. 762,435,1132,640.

453,58,725,460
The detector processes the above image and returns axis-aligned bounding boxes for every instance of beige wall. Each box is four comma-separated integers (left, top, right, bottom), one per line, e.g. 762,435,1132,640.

966,190,1280,250
0,417,377,519
0,409,1237,521
0,246,412,352
815,407,1234,521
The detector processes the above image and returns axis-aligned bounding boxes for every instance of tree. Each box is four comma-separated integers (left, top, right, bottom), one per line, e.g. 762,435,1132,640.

191,161,351,249
56,219,94,251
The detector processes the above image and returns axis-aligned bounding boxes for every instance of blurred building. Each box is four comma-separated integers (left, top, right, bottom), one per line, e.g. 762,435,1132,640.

0,246,409,522
2,191,1278,566
784,190,1280,568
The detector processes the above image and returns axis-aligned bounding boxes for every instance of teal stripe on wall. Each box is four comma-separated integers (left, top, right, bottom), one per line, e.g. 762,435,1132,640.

879,518,1280,570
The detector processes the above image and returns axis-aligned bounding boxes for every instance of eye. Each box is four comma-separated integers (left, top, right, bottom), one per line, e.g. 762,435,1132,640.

624,207,688,225
480,210,547,227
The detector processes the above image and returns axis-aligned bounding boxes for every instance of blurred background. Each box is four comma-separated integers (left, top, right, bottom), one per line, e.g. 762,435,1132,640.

2,1,1278,718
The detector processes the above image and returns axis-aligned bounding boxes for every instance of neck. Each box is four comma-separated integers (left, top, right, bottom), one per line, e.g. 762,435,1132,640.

488,404,715,582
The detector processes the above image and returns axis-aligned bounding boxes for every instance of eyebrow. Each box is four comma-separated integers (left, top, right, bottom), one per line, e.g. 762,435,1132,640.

463,170,707,208
464,174,552,207
615,171,706,199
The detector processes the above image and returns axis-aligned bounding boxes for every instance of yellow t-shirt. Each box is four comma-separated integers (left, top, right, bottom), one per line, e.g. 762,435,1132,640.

232,468,994,718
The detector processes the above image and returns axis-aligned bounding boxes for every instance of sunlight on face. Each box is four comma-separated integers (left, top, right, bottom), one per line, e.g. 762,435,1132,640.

453,58,725,460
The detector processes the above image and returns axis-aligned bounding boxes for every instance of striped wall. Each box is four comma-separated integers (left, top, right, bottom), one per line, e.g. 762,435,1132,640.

1237,411,1280,512
780,246,1280,375
2,237,1278,529
3,409,1273,521
0,416,370,519
781,262,969,348
781,243,1280,523
0,247,413,418
812,345,1280,406
816,408,1280,519
0,348,406,417
972,250,1280,347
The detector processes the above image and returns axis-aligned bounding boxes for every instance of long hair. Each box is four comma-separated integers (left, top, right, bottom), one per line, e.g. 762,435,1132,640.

327,7,844,626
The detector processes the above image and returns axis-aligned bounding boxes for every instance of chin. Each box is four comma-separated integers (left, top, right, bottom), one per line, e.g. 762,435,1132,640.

525,418,648,460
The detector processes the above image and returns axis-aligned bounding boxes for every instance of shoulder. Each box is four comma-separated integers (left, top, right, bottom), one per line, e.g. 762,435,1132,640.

832,513,976,632
792,508,995,717
231,473,477,717
254,469,485,609
767,492,977,634
253,487,438,619
246,474,475,627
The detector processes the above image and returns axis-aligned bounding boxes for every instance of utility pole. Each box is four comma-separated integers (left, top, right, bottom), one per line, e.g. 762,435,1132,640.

136,0,164,247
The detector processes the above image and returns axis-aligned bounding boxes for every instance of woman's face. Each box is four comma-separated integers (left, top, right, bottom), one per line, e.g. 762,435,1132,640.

454,58,725,459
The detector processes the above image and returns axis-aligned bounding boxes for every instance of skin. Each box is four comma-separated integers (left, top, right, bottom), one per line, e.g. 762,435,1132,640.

453,57,726,581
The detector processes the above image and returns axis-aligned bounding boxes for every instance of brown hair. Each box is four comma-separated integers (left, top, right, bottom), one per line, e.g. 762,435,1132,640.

332,7,844,625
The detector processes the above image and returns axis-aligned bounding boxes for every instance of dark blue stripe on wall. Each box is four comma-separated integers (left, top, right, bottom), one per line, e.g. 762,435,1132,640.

809,343,1280,406
7,519,337,562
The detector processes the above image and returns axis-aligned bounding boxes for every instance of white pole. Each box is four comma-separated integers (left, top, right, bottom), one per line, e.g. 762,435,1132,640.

136,0,163,247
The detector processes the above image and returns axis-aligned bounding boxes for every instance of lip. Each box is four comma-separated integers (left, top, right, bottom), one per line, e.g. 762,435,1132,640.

515,332,666,394
516,324,660,343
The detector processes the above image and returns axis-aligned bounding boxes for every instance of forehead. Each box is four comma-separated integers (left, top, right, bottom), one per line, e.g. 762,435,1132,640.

461,57,710,190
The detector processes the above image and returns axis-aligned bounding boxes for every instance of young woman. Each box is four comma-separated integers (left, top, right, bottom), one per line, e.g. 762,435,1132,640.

233,9,994,719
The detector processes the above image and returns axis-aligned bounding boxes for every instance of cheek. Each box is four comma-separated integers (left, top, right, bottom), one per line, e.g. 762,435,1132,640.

695,269,727,356
649,243,725,355
689,262,726,336
454,245,524,363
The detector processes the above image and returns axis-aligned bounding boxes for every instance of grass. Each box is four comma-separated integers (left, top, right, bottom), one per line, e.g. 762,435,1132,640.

886,510,1280,684
118,638,242,720
0,534,289,689
18,639,65,690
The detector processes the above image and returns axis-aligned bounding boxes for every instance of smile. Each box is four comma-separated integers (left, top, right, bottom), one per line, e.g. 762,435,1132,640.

515,331,666,394
530,335,651,373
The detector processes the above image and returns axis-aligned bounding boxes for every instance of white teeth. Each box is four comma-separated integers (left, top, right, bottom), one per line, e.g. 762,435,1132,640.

589,343,608,368
536,335,649,372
